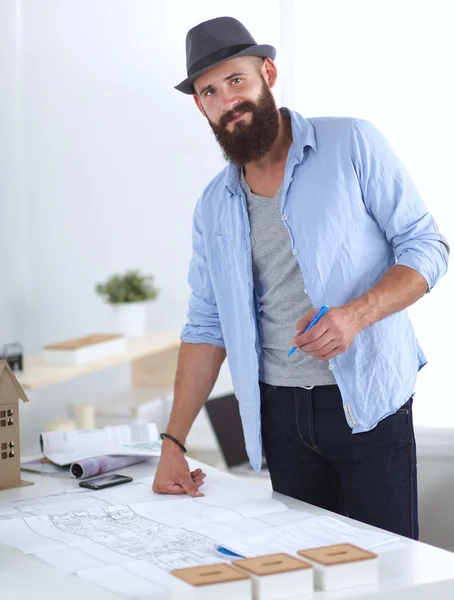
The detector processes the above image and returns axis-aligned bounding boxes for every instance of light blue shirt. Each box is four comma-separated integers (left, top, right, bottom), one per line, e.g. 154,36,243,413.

181,109,449,471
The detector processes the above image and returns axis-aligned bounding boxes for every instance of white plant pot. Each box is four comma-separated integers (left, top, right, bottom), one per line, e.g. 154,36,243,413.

112,302,148,337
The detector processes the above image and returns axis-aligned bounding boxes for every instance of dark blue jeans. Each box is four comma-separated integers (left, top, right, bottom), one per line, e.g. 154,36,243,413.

260,383,418,539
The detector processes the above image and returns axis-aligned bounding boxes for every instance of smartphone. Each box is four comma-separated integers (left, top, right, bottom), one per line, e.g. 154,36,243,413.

79,474,133,490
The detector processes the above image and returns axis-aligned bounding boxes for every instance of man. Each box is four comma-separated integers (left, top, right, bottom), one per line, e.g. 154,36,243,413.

153,17,449,539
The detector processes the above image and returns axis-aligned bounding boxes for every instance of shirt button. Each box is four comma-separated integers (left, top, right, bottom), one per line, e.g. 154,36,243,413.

304,288,307,294
292,249,298,256
328,365,334,371
282,214,288,221
290,177,294,182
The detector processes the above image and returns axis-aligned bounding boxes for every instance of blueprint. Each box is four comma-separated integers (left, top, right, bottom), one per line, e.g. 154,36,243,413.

0,480,170,520
0,491,292,598
0,478,299,599
0,478,399,599
38,504,222,570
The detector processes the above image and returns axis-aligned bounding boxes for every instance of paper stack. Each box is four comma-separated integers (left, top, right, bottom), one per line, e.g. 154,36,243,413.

233,553,313,599
170,563,252,600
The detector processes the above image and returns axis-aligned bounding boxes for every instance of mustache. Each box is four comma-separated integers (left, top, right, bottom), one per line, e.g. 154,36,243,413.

219,101,256,128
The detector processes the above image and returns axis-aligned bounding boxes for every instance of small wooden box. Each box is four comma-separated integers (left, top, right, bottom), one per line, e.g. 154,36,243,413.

170,563,252,600
233,553,313,599
298,543,378,592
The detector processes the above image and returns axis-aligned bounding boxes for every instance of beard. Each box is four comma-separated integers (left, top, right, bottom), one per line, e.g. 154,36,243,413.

207,79,280,166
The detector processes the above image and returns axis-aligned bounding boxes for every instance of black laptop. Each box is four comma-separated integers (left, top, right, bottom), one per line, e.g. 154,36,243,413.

204,393,268,473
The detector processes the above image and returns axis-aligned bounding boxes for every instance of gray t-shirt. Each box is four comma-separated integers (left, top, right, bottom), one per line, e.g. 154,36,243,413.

241,169,336,387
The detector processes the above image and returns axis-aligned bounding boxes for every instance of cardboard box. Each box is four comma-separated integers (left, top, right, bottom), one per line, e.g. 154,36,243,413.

298,543,378,591
0,360,33,491
233,553,313,599
170,563,252,600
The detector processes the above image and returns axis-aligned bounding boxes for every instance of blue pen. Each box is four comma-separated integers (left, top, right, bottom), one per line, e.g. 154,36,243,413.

215,545,245,558
287,305,330,357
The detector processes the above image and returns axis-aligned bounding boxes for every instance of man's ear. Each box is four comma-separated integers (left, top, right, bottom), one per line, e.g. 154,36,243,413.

193,94,206,117
262,58,278,89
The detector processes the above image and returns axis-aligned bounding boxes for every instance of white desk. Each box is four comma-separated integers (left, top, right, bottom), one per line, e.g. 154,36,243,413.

1,461,454,600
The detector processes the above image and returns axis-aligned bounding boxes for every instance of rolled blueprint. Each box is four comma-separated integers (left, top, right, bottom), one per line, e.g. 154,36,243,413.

70,454,148,479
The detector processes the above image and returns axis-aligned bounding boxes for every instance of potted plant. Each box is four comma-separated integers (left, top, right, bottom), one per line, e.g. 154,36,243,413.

95,269,159,337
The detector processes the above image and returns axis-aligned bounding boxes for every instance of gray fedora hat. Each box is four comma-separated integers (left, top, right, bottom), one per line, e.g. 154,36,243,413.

175,16,276,94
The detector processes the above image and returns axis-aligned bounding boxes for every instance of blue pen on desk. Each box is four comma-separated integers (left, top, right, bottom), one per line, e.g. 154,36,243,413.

287,305,330,357
215,545,245,558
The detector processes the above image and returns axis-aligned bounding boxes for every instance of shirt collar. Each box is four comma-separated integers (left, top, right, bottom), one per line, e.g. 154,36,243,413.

226,108,317,195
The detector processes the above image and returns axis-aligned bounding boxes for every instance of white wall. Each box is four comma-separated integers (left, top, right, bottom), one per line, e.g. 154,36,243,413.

20,0,281,349
0,0,281,450
282,0,454,550
285,0,454,429
0,1,28,345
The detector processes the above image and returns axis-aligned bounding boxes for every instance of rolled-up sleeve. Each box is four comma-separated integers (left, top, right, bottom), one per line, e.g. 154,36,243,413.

180,200,225,348
350,119,449,291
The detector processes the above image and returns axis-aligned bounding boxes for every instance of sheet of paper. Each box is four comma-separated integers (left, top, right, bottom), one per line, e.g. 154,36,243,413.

40,424,161,465
35,540,150,573
183,518,274,544
0,494,294,590
131,497,289,529
41,424,159,455
181,510,312,544
20,457,71,477
0,516,91,553
78,563,167,599
0,479,263,522
191,482,267,506
0,489,104,520
124,560,179,588
0,503,225,571
34,546,112,573
220,514,399,557
0,477,400,600
0,479,181,520
254,508,313,526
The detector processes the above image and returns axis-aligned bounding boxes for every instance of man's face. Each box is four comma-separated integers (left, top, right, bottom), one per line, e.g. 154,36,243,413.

193,57,280,165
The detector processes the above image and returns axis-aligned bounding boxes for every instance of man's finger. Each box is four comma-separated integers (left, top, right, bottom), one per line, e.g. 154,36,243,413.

294,317,329,347
312,340,339,359
193,474,206,487
181,474,204,497
191,469,205,478
296,330,335,353
319,346,342,361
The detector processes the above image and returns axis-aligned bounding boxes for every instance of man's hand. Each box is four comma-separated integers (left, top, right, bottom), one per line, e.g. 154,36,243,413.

292,306,362,361
152,441,206,497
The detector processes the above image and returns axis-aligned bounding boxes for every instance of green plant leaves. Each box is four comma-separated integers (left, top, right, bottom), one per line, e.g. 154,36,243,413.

95,269,159,304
